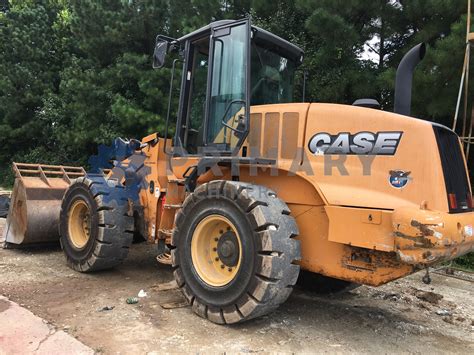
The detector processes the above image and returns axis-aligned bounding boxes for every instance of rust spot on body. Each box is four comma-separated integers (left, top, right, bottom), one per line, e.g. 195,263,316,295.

394,231,434,248
411,220,435,236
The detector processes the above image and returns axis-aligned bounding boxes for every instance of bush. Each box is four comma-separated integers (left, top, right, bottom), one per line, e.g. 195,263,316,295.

454,253,474,271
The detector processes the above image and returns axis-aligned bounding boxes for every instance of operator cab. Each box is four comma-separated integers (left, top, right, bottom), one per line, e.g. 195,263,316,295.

153,19,304,155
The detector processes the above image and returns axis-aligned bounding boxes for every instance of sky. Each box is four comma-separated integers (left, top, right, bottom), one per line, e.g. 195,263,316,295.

360,36,381,63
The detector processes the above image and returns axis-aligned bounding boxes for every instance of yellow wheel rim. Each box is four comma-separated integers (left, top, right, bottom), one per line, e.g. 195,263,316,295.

68,200,91,249
191,215,242,287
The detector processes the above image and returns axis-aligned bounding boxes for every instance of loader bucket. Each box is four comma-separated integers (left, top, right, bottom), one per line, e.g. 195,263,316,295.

2,163,85,246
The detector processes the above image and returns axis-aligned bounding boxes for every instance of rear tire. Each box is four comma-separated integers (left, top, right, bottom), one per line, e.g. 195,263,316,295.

59,176,134,272
172,181,301,324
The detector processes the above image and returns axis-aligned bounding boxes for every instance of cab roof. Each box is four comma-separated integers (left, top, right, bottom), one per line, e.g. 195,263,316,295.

178,20,304,64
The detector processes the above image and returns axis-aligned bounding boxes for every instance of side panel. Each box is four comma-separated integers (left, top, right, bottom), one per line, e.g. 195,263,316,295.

325,206,394,252
139,135,170,242
164,103,439,285
237,168,324,206
243,103,310,170
219,169,414,286
233,104,414,285
302,103,448,212
293,205,414,286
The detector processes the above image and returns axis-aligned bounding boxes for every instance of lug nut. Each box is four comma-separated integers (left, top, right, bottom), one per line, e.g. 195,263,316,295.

228,268,232,272
213,247,217,252
219,230,224,234
227,227,231,231
215,257,219,261
220,264,225,269
214,237,219,242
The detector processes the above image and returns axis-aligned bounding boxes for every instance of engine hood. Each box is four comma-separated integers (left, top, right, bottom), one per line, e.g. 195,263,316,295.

302,103,457,212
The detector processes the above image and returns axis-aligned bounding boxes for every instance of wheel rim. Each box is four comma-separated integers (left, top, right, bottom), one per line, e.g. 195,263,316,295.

191,215,242,287
68,200,91,249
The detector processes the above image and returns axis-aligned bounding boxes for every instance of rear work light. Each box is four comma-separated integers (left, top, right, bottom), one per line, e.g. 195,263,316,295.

448,193,458,210
161,195,167,215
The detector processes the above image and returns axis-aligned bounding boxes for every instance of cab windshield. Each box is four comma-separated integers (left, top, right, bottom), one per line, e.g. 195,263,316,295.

250,43,296,106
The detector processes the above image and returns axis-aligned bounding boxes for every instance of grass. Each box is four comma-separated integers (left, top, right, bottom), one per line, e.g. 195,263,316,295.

453,253,474,271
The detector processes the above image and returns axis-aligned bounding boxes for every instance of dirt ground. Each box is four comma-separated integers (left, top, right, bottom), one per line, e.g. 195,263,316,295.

1,218,473,354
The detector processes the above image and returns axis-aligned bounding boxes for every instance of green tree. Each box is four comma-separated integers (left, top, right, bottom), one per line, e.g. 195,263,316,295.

0,0,472,179
292,0,381,104
0,0,9,12
37,0,253,169
0,1,72,184
374,0,467,116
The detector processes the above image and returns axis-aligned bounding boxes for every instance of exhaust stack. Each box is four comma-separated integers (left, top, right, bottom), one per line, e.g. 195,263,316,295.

394,43,426,116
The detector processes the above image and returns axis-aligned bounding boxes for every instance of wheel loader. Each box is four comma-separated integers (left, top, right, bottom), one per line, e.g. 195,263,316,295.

3,19,474,324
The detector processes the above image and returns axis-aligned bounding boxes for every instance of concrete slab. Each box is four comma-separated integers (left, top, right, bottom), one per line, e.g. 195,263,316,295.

0,296,93,355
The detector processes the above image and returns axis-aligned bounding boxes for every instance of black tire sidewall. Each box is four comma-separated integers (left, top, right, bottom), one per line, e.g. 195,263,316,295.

179,197,256,307
60,183,99,263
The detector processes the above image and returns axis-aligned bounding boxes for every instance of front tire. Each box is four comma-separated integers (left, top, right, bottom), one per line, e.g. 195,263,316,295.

172,181,301,324
59,176,134,272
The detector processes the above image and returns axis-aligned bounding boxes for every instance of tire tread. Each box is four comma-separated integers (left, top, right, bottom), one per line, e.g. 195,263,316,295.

172,180,301,324
60,177,134,273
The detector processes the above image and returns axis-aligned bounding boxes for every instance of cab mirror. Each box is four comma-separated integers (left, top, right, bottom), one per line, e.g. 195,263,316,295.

153,40,169,69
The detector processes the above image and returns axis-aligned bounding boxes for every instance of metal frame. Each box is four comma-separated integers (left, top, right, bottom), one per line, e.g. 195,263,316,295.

178,33,211,153
220,99,246,133
453,0,474,159
202,18,251,155
168,19,253,157
163,58,183,155
166,18,305,159
12,163,86,185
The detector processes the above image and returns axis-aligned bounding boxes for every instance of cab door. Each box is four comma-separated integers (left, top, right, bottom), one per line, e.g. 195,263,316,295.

203,19,251,154
178,19,251,157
